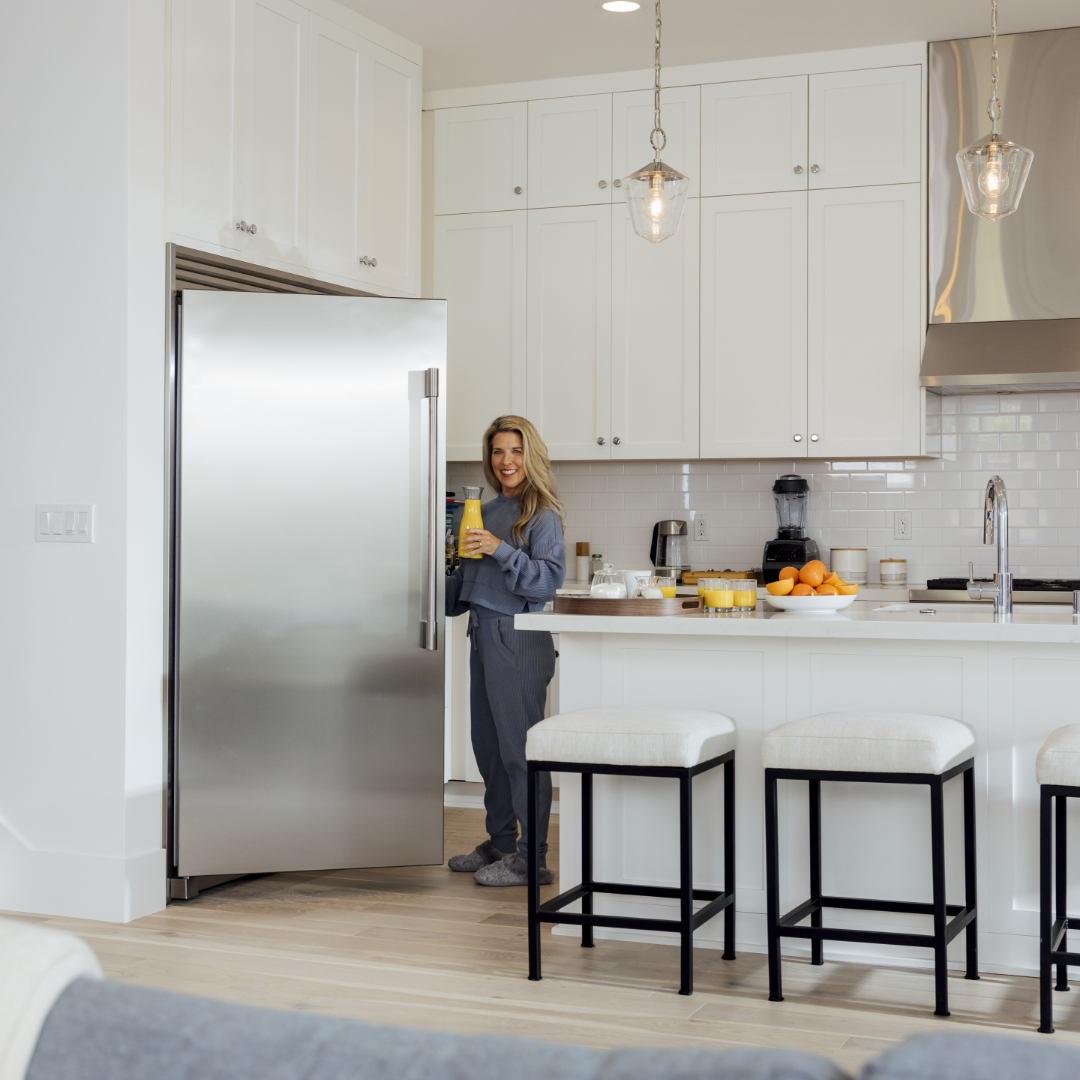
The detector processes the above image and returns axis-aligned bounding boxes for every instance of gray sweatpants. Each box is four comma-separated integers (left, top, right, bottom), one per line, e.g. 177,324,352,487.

469,612,556,865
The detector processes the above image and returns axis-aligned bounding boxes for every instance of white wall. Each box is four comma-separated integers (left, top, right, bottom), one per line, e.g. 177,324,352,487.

450,391,1080,586
0,0,167,921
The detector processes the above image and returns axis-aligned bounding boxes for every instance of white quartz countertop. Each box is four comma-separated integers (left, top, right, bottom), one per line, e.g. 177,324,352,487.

517,601,1080,644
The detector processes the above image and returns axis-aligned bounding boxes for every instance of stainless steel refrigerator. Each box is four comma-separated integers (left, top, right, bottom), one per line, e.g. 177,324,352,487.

168,291,446,897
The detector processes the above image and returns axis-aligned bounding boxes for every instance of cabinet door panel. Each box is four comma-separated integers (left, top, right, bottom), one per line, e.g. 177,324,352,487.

611,200,699,460
612,87,700,197
307,16,364,279
527,206,611,460
809,66,921,188
434,103,527,215
701,193,808,459
528,95,612,208
435,212,527,461
242,0,308,265
701,77,808,196
169,0,242,249
362,44,419,294
807,184,922,456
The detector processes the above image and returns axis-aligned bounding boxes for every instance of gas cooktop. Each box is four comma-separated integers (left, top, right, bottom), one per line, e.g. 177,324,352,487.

911,578,1080,604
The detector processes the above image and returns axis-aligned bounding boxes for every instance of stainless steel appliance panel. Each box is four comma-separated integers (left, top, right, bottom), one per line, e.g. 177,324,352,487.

930,28,1080,324
174,292,446,877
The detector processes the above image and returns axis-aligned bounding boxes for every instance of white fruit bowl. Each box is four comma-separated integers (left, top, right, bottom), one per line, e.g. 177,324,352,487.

764,592,857,613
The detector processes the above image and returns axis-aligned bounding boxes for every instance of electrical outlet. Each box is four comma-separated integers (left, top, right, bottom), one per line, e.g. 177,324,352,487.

694,513,709,542
894,511,912,540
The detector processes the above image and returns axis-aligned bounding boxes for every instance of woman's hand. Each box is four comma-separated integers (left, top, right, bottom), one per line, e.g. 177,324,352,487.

461,528,502,557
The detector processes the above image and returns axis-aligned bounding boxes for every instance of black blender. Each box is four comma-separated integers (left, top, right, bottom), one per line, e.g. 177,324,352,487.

762,475,819,583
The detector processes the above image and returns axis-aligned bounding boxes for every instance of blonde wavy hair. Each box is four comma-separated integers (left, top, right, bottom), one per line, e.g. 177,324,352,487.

481,416,564,547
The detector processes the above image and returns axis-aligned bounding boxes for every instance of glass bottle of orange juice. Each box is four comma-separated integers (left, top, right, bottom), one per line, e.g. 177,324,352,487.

459,486,485,559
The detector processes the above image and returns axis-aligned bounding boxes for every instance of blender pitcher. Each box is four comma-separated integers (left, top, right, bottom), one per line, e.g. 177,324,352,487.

458,486,485,559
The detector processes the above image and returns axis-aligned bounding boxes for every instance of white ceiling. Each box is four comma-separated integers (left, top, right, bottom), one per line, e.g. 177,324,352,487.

338,0,1080,91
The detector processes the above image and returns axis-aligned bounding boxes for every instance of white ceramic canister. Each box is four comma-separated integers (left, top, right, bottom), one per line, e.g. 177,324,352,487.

880,558,907,588
830,548,868,585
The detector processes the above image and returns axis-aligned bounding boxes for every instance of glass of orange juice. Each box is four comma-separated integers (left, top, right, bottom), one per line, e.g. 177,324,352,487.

732,577,757,611
701,578,732,613
658,584,677,598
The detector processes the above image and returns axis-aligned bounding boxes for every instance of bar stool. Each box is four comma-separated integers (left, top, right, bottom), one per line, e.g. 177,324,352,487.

524,707,736,995
762,712,978,1017
1037,724,1080,1034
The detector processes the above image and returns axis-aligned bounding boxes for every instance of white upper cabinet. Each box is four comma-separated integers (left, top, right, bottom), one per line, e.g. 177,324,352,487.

700,192,808,459
238,0,309,267
526,206,612,460
435,211,527,461
433,103,527,215
361,43,419,292
611,200,699,460
528,95,612,208
701,77,808,196
169,0,243,250
807,184,922,457
808,66,921,188
612,87,700,197
307,17,365,281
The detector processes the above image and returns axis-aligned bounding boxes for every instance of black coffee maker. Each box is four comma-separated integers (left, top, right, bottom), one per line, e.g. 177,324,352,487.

762,475,819,583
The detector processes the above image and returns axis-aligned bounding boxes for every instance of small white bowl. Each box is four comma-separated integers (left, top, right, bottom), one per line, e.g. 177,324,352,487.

764,592,857,613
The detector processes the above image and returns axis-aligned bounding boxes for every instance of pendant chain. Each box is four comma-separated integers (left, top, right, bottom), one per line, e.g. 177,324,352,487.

987,0,1002,134
650,0,666,160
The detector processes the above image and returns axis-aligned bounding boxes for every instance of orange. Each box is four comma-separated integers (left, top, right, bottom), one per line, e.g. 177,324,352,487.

790,583,814,596
815,584,839,596
798,564,825,587
766,578,795,596
778,566,800,581
836,583,858,595
823,571,840,586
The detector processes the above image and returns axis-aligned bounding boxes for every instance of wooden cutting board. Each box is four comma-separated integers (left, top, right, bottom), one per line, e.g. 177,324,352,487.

681,570,757,585
553,596,703,616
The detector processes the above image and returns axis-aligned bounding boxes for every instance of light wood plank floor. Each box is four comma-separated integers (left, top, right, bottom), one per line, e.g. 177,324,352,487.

8,808,1080,1075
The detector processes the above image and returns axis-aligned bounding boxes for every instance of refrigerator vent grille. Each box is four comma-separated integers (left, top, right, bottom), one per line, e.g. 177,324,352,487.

169,244,374,297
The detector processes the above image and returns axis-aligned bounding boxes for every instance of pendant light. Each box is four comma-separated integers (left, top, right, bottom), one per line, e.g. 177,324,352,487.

956,0,1033,221
622,0,690,242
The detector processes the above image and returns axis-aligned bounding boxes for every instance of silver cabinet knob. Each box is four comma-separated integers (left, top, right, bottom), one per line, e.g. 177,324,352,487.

249,223,257,234
358,256,378,267
370,257,376,267
612,437,621,445
810,433,819,442
613,178,622,188
597,437,605,445
810,164,820,174
598,180,607,189
793,165,804,174
793,434,803,442
514,186,523,194
235,221,256,234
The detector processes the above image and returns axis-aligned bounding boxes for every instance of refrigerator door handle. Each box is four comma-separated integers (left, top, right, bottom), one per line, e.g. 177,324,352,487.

422,368,439,650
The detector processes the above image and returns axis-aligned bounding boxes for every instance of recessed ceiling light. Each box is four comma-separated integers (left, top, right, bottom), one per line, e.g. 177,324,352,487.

602,2,640,11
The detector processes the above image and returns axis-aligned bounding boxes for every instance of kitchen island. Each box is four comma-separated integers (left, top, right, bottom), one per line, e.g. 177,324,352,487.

515,603,1080,977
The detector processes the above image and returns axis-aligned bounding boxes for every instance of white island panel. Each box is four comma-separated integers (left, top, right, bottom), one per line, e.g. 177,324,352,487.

525,612,1080,978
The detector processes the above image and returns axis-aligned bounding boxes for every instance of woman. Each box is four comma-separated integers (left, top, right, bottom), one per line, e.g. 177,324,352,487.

445,416,566,887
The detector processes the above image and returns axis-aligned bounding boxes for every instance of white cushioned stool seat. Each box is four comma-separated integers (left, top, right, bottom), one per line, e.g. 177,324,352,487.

1037,724,1080,787
762,712,974,774
526,708,736,769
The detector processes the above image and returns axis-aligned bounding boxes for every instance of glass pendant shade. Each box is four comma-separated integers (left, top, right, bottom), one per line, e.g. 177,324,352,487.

956,133,1034,221
623,159,690,242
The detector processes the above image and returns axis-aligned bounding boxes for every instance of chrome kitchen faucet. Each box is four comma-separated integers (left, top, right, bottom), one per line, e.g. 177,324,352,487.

967,475,1012,616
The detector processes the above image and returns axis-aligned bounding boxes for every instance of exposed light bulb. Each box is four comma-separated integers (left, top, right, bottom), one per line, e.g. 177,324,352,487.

977,147,1010,196
646,174,670,222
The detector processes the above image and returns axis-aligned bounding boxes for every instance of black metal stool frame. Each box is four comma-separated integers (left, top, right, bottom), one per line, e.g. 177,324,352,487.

527,750,735,996
1039,782,1080,1034
765,757,978,1017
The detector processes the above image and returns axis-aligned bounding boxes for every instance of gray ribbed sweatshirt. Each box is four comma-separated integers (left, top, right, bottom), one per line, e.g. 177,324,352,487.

445,494,566,616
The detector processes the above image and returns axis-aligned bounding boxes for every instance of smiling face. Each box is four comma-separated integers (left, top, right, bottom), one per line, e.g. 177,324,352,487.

491,430,526,497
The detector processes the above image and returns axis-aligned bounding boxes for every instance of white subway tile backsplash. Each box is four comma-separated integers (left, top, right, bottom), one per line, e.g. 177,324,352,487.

447,392,1080,585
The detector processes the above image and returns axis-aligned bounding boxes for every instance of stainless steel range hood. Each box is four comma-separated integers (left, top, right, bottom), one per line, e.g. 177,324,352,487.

924,26,1080,394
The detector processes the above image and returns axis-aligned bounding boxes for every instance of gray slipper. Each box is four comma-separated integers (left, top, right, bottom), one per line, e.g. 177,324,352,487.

473,853,554,887
448,839,512,873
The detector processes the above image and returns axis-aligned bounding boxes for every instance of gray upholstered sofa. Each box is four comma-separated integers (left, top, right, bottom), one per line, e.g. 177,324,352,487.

5,917,1080,1080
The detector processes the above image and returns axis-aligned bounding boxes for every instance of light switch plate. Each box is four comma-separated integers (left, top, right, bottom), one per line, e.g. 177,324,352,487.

36,504,94,543
894,511,911,540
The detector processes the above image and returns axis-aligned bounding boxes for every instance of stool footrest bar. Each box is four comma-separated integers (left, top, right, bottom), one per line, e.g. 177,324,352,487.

1052,917,1069,953
945,905,977,944
780,924,937,948
538,911,682,934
